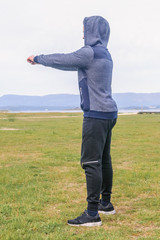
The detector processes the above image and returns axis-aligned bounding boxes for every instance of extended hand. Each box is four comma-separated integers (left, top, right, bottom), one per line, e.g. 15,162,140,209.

27,55,37,65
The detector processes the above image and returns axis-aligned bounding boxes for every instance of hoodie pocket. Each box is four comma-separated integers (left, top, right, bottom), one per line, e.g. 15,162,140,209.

79,78,90,111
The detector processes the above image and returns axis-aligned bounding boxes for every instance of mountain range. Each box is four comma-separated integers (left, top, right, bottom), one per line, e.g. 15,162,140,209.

0,93,160,111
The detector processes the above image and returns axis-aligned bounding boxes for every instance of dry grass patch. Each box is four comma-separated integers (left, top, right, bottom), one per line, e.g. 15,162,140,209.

44,204,61,218
0,152,43,168
115,161,133,170
0,128,21,130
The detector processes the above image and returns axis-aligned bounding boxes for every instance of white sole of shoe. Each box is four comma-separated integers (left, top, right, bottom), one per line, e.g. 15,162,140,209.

98,210,116,215
68,221,102,227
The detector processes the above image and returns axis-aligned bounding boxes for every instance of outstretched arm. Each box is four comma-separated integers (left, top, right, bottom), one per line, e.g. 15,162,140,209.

27,46,94,71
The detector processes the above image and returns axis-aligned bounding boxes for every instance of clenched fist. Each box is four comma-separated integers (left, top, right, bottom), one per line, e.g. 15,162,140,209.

27,55,37,65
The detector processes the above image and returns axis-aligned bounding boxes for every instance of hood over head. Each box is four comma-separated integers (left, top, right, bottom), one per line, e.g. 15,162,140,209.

83,16,110,47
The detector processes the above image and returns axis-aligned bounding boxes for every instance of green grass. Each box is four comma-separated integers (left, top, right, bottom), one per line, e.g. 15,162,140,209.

0,112,160,240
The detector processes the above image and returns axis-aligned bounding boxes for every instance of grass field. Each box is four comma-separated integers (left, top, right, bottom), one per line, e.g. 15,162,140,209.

0,112,160,240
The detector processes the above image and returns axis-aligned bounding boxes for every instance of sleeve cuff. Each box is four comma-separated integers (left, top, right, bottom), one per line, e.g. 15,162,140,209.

34,56,39,63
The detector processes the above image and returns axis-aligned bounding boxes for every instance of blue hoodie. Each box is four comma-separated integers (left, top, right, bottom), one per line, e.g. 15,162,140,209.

34,16,118,119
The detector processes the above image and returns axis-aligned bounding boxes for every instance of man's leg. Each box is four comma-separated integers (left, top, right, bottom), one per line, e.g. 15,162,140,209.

101,129,113,203
81,117,109,213
101,118,117,203
98,118,117,215
67,117,105,226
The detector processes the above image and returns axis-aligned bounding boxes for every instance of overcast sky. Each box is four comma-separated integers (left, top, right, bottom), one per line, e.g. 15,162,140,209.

0,0,160,97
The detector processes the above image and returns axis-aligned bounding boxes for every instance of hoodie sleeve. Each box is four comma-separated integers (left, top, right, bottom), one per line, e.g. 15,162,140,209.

34,46,94,71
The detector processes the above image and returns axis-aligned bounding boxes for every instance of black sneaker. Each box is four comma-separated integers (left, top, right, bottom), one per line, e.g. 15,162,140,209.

67,210,102,227
98,202,116,215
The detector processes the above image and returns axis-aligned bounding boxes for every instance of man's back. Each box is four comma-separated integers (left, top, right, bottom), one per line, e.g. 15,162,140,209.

78,15,118,118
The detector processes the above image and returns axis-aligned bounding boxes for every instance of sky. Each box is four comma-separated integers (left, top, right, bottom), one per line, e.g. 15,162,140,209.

0,0,160,97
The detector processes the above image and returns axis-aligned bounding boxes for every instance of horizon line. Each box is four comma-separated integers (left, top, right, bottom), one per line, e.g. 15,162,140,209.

0,92,160,97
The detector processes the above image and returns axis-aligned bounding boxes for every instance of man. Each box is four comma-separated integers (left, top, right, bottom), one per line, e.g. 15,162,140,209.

27,15,118,227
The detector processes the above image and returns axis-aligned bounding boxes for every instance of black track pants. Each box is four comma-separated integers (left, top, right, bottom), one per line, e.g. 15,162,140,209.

81,117,117,211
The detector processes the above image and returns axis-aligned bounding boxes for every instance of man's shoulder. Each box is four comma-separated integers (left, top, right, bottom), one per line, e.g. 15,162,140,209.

74,45,94,60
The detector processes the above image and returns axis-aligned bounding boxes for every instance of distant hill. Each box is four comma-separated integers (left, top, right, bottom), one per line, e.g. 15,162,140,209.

113,93,160,109
0,94,79,111
0,93,160,111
